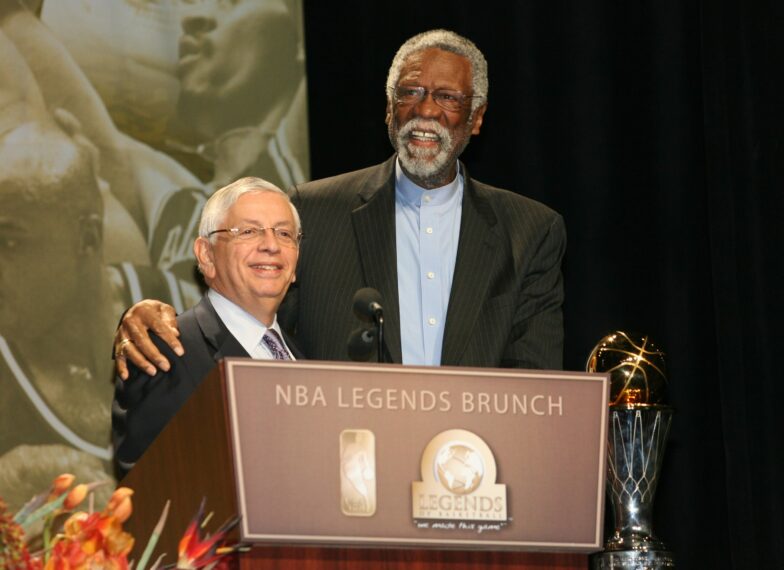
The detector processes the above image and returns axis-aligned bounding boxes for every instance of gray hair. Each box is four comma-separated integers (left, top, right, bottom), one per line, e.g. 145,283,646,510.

385,29,488,114
198,176,301,241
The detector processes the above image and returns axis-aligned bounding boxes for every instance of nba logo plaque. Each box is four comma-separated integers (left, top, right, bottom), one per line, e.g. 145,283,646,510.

412,429,508,522
339,429,377,516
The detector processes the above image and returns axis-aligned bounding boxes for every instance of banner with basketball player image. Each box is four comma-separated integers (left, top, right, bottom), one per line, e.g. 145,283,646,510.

0,0,309,509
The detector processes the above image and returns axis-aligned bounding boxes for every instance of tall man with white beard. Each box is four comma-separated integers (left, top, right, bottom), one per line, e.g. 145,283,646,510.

115,29,566,375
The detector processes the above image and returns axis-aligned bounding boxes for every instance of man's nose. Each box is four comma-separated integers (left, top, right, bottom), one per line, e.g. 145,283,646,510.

413,91,442,118
257,229,281,252
181,12,217,35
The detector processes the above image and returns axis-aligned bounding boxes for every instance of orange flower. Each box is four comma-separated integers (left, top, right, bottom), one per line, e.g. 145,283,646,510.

0,498,42,570
105,488,133,513
110,498,132,525
105,488,133,524
46,510,134,570
63,484,89,510
51,474,75,497
177,500,240,569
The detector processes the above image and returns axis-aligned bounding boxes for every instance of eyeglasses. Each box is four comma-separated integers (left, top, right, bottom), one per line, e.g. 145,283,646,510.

394,86,477,112
208,226,302,247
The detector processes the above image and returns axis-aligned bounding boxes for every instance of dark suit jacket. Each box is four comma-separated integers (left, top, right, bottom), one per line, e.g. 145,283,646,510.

112,295,302,476
282,155,565,369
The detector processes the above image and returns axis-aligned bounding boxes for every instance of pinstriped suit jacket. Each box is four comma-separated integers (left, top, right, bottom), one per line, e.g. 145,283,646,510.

282,155,565,369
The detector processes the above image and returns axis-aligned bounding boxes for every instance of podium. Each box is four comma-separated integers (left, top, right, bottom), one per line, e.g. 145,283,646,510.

122,359,609,569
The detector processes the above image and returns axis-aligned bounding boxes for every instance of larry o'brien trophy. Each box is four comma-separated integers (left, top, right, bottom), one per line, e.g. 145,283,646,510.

587,332,675,569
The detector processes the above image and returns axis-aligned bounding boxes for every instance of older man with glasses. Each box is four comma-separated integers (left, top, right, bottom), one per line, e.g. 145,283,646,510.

112,176,303,476
114,29,565,375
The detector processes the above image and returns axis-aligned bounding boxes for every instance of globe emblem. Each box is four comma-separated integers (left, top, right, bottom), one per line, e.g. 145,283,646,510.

434,442,484,494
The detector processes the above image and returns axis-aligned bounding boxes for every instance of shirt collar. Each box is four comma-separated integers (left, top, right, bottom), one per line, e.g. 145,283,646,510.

207,288,282,354
394,158,463,207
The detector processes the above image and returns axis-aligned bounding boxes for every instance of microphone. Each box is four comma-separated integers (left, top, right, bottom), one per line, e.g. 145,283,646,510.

350,288,385,363
353,287,384,323
347,327,376,361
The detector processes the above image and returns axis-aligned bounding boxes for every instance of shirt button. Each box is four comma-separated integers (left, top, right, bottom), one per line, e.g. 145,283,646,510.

425,227,434,234
428,317,437,326
427,272,435,279
423,195,432,203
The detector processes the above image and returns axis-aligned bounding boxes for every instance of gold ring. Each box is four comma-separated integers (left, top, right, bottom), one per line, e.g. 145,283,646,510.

118,338,132,356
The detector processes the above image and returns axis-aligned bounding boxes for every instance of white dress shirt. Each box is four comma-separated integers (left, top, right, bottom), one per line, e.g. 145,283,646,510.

208,289,295,360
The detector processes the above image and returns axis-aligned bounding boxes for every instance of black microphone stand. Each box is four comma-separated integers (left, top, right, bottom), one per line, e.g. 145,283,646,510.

374,313,384,363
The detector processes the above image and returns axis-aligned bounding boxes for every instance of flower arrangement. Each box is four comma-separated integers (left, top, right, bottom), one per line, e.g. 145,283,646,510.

0,474,245,570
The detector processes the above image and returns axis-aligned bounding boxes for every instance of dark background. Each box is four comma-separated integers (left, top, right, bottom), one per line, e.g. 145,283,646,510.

302,1,783,568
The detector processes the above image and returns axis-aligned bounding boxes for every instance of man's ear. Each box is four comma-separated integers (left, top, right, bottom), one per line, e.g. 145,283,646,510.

470,103,488,135
291,250,298,284
78,213,102,256
193,237,216,279
385,101,392,126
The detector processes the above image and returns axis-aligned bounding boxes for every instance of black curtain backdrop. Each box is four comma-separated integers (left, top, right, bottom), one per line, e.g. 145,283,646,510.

302,1,783,568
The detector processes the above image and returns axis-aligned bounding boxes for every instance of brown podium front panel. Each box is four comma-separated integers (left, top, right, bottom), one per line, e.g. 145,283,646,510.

122,360,608,569
239,545,589,569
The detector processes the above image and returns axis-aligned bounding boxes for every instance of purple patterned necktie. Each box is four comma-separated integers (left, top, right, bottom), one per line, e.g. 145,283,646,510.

262,329,291,360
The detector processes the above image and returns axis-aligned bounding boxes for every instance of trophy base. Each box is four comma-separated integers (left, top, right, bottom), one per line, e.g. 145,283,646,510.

590,549,675,570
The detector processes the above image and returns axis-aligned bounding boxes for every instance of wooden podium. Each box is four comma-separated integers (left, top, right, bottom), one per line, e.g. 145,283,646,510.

121,359,608,569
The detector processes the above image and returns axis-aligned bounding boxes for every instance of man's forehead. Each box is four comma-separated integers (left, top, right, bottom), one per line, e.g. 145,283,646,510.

231,214,296,227
227,192,295,221
234,190,286,203
398,48,472,85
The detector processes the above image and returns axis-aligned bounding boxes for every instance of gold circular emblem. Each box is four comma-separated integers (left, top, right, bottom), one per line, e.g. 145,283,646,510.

434,442,484,494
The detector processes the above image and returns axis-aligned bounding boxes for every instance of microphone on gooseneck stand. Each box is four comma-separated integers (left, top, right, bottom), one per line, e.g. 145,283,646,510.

350,287,385,363
352,287,383,323
347,327,376,362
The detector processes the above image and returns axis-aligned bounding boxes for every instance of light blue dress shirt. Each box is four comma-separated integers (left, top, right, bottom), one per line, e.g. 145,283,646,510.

395,160,463,366
207,289,294,360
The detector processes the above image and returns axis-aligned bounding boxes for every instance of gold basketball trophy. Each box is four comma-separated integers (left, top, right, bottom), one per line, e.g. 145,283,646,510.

587,332,675,569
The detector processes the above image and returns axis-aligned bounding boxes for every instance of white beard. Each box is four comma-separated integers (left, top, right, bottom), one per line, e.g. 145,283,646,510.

393,119,456,185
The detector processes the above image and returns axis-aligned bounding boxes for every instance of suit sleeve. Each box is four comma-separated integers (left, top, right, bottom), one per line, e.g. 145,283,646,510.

502,213,566,370
111,334,189,478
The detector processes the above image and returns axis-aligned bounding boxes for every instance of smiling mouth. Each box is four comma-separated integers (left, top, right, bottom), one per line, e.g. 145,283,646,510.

409,130,441,143
250,263,282,272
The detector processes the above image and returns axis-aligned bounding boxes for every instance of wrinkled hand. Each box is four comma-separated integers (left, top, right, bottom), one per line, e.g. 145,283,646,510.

114,300,181,380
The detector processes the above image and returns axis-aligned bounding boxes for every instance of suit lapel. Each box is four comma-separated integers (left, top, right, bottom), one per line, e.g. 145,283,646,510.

441,167,499,365
350,157,402,363
195,295,307,360
193,296,250,362
283,331,306,359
